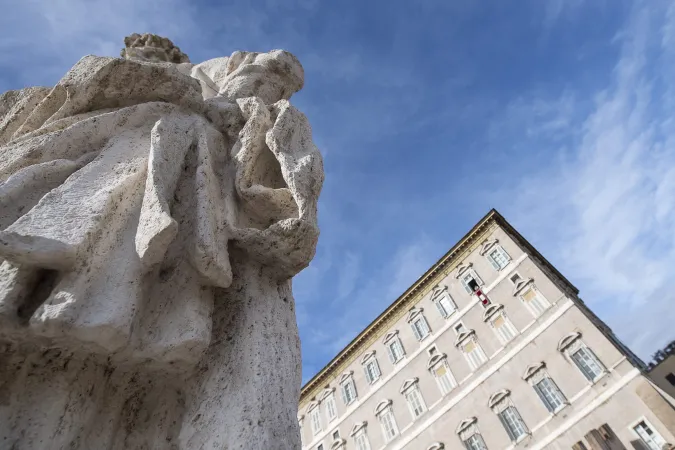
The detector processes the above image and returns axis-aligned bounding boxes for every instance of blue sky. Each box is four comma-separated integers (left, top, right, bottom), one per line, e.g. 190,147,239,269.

2,0,674,383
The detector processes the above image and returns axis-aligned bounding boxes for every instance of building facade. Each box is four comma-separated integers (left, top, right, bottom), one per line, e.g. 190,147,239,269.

648,341,675,400
298,210,675,450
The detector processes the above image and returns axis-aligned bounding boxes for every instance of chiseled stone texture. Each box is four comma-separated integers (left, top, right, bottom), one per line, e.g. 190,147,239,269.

0,34,323,449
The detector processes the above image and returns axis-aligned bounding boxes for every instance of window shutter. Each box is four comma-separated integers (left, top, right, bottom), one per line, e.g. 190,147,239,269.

533,382,552,412
488,253,501,270
341,384,348,404
462,278,472,294
373,359,381,378
498,411,517,441
364,365,372,384
412,322,422,340
351,380,358,399
435,299,447,318
387,343,396,363
472,270,484,286
422,317,430,334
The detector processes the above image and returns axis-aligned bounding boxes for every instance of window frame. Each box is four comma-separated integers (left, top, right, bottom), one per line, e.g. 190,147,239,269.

407,307,431,341
514,281,550,317
427,353,457,395
558,333,607,383
456,418,488,450
490,311,518,344
320,388,338,423
375,400,399,443
523,362,568,414
488,390,530,443
401,378,427,420
339,372,358,405
431,286,457,318
455,330,488,371
309,403,323,436
486,244,511,271
630,417,667,450
352,427,371,450
384,331,406,364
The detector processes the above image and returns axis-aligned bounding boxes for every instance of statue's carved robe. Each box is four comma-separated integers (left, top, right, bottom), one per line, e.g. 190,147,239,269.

0,51,322,449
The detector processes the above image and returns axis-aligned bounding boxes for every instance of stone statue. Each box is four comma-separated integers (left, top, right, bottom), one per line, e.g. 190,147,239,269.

0,33,323,449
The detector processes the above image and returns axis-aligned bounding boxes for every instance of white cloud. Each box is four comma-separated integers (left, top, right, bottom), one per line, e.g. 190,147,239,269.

493,0,675,360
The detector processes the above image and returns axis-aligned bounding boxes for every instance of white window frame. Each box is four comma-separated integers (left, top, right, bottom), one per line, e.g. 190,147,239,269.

407,307,431,341
460,269,484,294
321,389,338,423
523,362,567,414
486,244,511,271
431,286,457,318
488,390,530,443
361,352,382,385
630,417,667,450
352,427,371,450
514,281,550,317
384,331,406,364
309,403,322,436
456,330,487,371
401,378,427,420
339,372,358,405
375,400,399,443
489,311,518,345
558,333,607,383
457,418,488,450
428,354,457,395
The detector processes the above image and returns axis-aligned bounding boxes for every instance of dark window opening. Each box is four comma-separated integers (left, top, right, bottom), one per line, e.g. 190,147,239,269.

666,372,675,386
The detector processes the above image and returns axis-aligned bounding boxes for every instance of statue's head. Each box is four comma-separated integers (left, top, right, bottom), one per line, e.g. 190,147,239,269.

120,33,191,64
218,50,304,104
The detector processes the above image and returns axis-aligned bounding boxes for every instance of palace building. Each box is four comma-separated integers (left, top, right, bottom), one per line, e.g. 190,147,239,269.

298,210,675,450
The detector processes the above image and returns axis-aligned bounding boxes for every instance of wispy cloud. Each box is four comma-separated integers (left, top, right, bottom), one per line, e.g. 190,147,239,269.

492,0,675,359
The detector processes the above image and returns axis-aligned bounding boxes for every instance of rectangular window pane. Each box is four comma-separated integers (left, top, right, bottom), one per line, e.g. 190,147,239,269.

489,247,509,269
572,348,604,382
535,378,565,412
634,421,666,450
325,395,337,420
464,434,488,450
406,389,425,417
521,289,549,316
380,411,398,441
499,407,528,441
355,432,370,450
311,408,322,434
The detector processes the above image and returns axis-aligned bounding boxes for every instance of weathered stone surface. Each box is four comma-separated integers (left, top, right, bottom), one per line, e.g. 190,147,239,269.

0,35,323,449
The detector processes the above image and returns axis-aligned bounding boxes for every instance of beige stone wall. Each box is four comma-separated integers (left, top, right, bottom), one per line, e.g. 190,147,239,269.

648,354,675,399
299,223,673,450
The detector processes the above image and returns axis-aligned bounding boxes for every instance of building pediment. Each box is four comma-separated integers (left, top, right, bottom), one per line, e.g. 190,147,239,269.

319,387,335,400
427,353,447,370
522,362,546,380
338,371,354,384
361,351,376,364
407,307,424,322
482,303,504,322
454,329,476,347
558,332,582,352
400,377,419,393
479,238,499,255
383,330,399,343
456,417,477,434
350,421,367,436
488,389,510,408
374,399,392,415
455,262,473,279
512,277,534,296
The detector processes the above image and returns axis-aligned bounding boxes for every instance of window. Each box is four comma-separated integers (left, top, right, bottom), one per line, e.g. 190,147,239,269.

460,269,484,294
411,316,430,340
431,287,457,318
461,338,487,370
339,372,358,405
487,245,510,270
632,420,666,450
317,444,324,450
558,333,606,383
353,429,371,450
489,390,529,443
428,345,439,356
520,287,549,317
490,313,518,344
457,418,488,450
454,322,467,334
523,363,567,414
401,379,426,419
324,393,338,422
384,331,406,363
509,273,521,284
362,355,381,384
571,347,605,382
375,401,399,442
533,377,566,413
310,406,322,435
666,372,675,386
463,434,488,450
332,430,340,440
428,353,457,395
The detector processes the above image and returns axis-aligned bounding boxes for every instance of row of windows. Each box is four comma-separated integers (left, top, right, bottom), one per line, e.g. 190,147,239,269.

304,332,608,449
